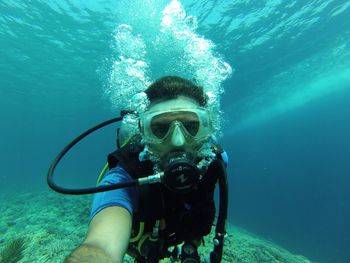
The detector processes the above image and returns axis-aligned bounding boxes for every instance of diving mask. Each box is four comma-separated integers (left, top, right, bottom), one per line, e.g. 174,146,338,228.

140,102,213,148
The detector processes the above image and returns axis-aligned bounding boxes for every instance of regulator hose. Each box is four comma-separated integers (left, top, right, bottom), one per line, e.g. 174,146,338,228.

46,116,140,195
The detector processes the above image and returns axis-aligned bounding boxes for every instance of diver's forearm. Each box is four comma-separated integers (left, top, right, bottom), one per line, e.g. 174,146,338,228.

64,244,114,263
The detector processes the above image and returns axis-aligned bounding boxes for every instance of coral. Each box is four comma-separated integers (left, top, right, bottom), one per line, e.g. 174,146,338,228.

0,238,26,263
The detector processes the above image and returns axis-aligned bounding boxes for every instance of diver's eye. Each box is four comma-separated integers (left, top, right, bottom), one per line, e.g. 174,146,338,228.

151,123,170,138
182,121,199,136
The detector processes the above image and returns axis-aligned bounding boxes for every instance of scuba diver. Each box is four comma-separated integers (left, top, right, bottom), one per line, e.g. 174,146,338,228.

54,76,228,263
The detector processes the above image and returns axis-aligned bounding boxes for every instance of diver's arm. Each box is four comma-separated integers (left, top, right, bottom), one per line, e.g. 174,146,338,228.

65,206,132,263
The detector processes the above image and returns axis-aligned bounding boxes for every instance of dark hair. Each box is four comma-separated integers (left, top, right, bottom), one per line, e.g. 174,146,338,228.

145,76,208,106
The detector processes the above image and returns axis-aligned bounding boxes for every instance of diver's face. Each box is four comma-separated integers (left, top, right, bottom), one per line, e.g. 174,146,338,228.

140,96,212,163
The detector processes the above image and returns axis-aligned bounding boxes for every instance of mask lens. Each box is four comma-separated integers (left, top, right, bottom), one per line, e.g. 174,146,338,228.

150,122,170,139
182,120,199,136
150,111,200,139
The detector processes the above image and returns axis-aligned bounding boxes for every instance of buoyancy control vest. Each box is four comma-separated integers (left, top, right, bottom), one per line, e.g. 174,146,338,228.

106,137,225,261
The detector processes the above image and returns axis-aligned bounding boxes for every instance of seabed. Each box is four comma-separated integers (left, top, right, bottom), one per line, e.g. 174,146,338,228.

0,191,311,262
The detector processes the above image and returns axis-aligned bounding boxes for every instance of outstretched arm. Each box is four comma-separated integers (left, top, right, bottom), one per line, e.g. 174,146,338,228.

65,206,132,263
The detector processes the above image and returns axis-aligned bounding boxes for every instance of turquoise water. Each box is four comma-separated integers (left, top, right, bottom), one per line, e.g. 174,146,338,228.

1,1,350,262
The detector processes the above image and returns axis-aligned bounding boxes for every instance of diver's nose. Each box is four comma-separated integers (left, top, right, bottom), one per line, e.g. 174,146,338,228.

171,122,186,147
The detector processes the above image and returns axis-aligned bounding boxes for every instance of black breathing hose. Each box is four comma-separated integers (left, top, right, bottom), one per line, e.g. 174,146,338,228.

46,116,140,195
210,159,228,263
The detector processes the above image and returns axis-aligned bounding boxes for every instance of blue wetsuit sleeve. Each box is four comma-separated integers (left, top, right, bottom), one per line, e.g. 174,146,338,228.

89,165,137,222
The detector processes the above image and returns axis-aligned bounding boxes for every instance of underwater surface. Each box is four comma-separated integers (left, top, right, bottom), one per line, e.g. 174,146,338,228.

1,0,350,262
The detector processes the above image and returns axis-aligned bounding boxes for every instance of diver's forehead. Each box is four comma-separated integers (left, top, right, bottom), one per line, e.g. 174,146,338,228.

148,96,200,112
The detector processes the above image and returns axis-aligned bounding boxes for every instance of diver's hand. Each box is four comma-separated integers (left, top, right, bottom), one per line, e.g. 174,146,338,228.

64,243,113,263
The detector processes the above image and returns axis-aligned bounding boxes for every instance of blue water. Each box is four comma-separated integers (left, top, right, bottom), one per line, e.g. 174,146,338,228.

1,1,350,262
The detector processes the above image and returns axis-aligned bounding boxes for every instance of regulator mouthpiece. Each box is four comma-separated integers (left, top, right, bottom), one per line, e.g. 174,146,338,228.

162,152,200,194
